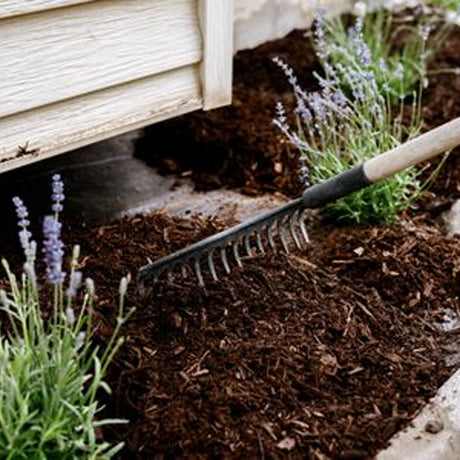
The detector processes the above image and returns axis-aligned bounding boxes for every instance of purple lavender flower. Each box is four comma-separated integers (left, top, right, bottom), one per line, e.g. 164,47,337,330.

349,20,372,68
274,102,289,132
392,63,404,80
419,24,433,42
51,174,64,213
273,102,310,152
12,196,36,268
75,331,85,349
65,306,76,325
85,278,95,296
313,10,328,60
42,215,65,284
309,93,327,122
331,90,347,110
272,57,307,99
66,270,82,297
378,58,388,73
295,98,313,125
356,44,371,67
13,196,28,222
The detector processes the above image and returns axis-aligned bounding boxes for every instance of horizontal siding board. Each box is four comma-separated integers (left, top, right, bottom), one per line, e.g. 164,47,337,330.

0,0,201,118
0,65,202,173
0,1,93,19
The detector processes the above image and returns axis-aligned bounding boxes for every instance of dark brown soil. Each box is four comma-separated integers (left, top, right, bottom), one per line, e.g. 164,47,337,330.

64,213,460,459
99,23,460,457
423,25,460,199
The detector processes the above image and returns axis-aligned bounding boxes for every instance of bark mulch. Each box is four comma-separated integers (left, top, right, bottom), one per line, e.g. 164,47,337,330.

56,213,460,459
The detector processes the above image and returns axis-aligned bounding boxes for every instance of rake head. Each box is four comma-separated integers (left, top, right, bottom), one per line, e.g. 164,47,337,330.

138,197,309,288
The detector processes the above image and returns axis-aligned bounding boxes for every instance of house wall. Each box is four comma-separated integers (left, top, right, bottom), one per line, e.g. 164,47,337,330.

234,0,354,51
0,0,233,173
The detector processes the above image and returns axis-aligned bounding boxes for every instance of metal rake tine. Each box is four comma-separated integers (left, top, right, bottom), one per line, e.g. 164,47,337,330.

256,229,265,254
232,239,243,268
277,218,289,253
138,198,306,287
220,247,231,274
194,259,205,287
267,223,277,252
298,210,310,244
243,235,253,257
289,213,302,250
207,250,219,282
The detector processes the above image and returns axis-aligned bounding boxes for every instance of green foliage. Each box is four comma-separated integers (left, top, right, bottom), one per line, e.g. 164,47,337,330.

322,6,428,99
426,0,460,11
274,12,443,225
0,185,133,459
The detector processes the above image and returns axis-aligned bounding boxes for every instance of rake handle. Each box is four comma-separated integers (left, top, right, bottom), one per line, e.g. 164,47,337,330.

302,117,460,209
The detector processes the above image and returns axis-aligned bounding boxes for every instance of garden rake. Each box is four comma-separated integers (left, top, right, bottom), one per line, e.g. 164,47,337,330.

138,117,460,288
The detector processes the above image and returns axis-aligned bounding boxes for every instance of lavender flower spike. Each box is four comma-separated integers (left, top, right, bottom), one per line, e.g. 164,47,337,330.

42,215,65,284
65,306,76,325
66,270,82,297
12,196,36,270
51,173,65,213
85,278,95,296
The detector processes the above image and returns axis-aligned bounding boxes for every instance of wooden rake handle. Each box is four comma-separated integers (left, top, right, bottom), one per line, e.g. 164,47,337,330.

302,117,460,209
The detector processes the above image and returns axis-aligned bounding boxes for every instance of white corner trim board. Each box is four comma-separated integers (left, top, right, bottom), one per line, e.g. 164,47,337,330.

199,0,234,109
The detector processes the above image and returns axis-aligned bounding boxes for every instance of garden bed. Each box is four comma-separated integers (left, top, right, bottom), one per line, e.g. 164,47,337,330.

59,212,459,459
2,11,460,460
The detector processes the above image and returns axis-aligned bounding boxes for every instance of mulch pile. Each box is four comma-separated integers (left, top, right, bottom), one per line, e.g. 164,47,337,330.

59,213,459,459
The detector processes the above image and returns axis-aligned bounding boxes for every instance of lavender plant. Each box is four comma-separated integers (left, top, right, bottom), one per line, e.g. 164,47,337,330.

273,12,441,224
0,175,134,458
321,4,431,99
351,1,459,93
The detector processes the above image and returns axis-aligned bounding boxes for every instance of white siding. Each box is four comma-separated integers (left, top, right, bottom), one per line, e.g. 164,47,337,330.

0,0,93,19
0,66,202,172
0,0,234,173
0,0,201,118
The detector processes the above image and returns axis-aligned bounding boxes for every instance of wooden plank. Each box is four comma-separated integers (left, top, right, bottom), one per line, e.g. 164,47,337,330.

0,65,202,173
0,1,93,19
0,0,202,118
198,0,233,110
